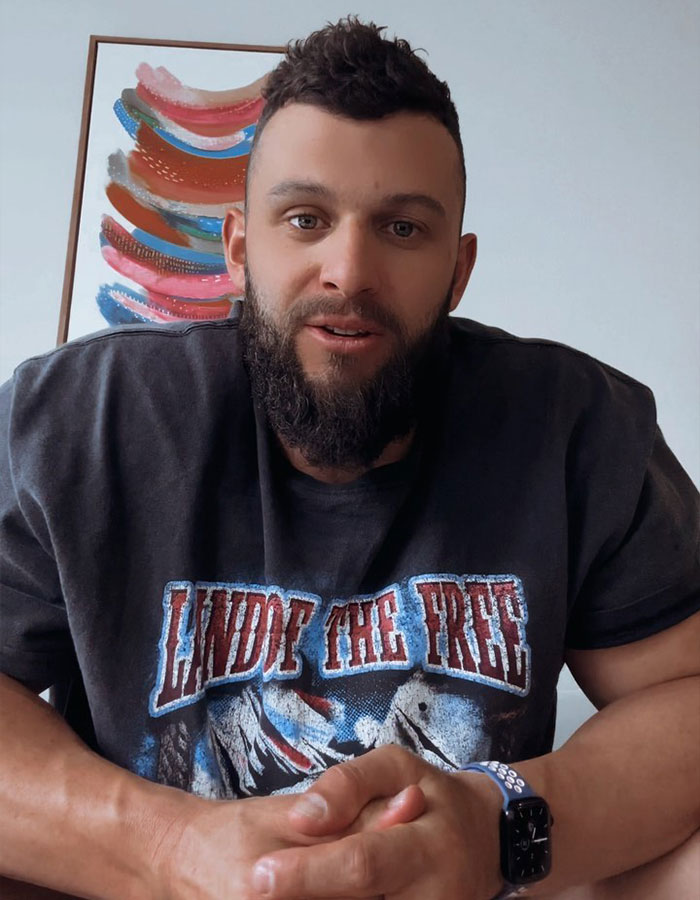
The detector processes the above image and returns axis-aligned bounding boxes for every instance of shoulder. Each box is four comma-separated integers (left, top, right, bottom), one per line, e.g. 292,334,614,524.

2,318,248,467
8,318,244,419
447,316,656,433
448,316,652,393
12,317,243,391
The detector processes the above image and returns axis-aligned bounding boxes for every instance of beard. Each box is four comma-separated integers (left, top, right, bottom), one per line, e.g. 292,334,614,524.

240,266,452,472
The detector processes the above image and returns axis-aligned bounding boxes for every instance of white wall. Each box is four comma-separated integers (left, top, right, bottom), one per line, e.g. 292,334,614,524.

1,0,697,747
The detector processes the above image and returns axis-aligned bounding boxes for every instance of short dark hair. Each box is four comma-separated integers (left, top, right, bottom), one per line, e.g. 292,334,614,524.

249,17,466,214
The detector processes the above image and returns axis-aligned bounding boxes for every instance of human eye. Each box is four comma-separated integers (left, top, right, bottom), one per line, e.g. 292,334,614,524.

288,213,320,230
388,220,420,239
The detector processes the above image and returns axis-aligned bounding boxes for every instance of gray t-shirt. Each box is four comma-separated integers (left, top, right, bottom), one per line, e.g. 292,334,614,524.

1,316,698,798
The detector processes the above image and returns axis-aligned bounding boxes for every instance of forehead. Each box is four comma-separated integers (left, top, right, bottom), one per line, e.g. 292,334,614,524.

248,104,463,222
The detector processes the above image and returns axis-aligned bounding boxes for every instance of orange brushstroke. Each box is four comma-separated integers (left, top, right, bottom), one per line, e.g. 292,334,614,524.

133,123,248,188
105,183,189,246
128,125,247,204
128,154,246,204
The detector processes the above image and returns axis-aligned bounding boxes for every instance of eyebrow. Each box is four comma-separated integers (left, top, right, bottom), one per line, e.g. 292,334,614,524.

384,192,446,219
267,180,446,218
268,180,333,200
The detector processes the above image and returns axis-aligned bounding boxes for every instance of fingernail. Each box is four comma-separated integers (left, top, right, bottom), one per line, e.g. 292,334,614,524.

291,792,328,820
252,859,277,895
388,787,411,809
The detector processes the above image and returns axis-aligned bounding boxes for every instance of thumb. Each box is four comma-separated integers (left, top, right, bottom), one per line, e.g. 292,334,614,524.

370,784,426,830
288,745,424,835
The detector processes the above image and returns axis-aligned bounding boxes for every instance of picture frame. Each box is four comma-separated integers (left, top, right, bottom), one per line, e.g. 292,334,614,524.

58,36,285,344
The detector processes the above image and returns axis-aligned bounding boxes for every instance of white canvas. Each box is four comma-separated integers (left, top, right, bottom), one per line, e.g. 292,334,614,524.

67,41,283,341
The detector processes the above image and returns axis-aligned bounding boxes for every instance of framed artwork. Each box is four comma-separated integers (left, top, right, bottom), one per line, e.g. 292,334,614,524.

58,36,285,344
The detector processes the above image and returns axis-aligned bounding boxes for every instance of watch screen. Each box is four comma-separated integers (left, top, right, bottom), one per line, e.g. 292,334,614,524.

500,797,552,884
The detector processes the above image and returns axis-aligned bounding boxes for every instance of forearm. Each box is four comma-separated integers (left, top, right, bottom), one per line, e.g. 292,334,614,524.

252,675,700,899
0,673,190,899
515,675,700,894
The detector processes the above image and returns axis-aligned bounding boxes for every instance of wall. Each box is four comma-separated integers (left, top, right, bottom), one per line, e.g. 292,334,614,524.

1,0,698,749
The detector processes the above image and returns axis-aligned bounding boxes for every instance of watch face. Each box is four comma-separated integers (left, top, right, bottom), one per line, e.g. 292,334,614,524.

500,797,552,884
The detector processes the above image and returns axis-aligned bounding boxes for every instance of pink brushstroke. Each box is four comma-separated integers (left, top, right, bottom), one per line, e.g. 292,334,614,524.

111,290,179,323
136,81,264,129
102,245,243,298
136,63,266,108
108,287,233,323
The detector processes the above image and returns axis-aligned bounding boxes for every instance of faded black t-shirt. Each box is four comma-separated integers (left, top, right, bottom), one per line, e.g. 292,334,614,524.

1,317,698,798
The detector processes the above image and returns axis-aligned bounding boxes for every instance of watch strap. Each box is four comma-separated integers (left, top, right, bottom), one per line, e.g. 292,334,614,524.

462,760,536,808
462,761,546,900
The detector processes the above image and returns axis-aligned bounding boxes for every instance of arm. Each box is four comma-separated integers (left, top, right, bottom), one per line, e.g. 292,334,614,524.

0,672,175,898
539,610,700,890
249,611,700,898
0,673,421,900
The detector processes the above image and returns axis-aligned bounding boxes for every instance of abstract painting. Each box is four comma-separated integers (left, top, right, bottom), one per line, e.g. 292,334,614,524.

59,37,284,343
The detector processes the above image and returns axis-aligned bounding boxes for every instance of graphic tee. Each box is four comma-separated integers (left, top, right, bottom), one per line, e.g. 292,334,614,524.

1,317,698,798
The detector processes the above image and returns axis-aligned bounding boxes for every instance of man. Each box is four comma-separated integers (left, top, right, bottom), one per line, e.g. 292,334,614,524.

0,17,698,900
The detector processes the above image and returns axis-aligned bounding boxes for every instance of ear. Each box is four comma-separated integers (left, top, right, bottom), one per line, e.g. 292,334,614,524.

222,206,246,292
448,233,477,312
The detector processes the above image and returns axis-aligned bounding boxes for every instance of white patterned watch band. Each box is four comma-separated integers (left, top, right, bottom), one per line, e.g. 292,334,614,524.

462,760,537,803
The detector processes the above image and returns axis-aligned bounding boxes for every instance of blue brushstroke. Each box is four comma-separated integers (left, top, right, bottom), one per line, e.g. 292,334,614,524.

163,211,224,236
113,99,139,139
99,221,226,273
132,228,226,268
113,99,255,159
98,281,233,321
153,123,254,159
97,283,150,326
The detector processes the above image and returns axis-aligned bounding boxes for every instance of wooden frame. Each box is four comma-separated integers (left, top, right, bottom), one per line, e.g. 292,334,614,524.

58,36,284,344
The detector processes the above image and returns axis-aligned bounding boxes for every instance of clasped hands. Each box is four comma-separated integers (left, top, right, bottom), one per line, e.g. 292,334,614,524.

158,744,502,900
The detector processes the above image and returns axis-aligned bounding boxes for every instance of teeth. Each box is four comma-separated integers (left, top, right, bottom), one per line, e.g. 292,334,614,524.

324,326,368,336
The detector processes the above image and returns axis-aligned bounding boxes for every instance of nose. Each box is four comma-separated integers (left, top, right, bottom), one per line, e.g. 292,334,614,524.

318,220,381,299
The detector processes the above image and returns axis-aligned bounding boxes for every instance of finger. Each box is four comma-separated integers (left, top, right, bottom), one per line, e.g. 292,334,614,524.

289,745,423,835
251,823,422,898
371,784,426,830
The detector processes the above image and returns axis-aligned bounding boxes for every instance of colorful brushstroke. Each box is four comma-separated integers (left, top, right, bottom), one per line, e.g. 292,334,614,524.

99,62,270,327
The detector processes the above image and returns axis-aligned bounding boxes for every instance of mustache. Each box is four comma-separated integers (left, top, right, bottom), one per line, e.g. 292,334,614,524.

280,296,406,337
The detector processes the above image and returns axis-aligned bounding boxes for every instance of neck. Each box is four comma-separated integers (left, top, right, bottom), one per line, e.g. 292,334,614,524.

280,430,415,484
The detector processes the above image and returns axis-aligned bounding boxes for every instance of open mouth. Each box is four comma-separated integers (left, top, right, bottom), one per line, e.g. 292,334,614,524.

305,322,383,354
305,314,382,337
318,325,372,337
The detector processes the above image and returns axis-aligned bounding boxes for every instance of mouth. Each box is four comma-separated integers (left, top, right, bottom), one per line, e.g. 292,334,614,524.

305,315,383,335
317,325,372,337
303,315,386,353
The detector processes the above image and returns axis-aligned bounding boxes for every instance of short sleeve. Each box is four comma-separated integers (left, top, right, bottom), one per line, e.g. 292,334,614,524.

0,377,76,691
565,398,700,649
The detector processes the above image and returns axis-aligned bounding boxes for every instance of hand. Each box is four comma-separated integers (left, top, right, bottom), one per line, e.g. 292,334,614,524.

149,781,424,900
250,745,503,899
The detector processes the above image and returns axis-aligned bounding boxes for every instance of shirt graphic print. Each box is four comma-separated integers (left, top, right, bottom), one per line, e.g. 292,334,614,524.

139,572,531,798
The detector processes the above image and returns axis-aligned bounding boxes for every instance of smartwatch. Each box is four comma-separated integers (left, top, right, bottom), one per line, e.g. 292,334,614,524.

462,761,553,900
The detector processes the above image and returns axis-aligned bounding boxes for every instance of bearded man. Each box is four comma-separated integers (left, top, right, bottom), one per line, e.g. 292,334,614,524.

0,17,698,900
